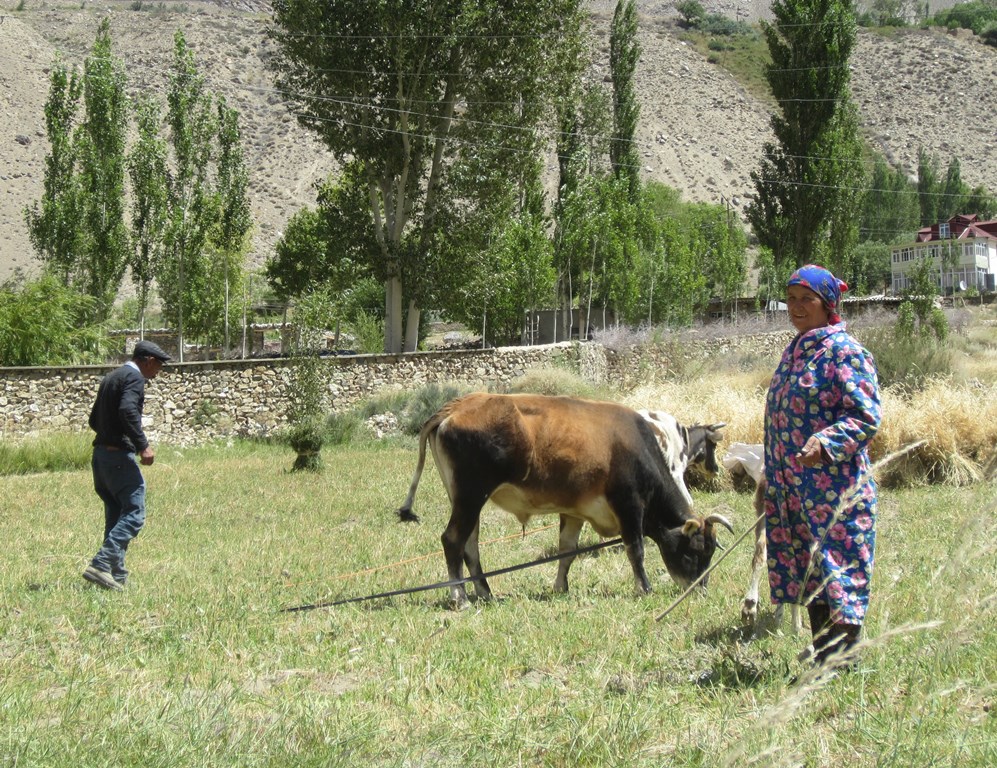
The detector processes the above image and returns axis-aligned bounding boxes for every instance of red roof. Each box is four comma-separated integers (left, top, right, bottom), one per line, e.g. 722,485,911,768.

915,214,997,242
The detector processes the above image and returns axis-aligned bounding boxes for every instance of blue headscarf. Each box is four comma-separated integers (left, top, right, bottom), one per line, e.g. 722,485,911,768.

787,264,848,323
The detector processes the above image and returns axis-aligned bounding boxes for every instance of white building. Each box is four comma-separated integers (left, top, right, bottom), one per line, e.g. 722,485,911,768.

891,214,997,294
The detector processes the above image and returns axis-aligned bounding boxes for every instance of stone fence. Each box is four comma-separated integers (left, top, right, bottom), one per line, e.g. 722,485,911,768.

0,331,792,446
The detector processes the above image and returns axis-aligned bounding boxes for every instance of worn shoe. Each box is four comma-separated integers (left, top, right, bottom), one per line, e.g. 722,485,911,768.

82,565,123,591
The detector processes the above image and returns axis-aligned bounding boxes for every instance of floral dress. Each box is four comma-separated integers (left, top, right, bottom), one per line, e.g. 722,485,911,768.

763,323,882,625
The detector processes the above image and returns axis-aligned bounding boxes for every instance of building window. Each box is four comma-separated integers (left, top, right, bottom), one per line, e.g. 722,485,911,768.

939,222,950,239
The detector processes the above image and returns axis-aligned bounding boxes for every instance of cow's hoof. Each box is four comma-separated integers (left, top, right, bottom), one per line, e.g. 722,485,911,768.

741,599,759,627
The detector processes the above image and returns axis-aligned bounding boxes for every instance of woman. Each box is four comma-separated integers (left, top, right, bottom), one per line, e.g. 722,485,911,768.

763,264,882,666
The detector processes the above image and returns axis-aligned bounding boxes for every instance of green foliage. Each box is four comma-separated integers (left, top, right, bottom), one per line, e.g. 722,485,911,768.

157,29,253,350
928,1,997,36
900,258,949,341
24,58,83,285
347,310,386,354
916,149,996,224
268,0,587,352
747,0,865,274
399,383,466,436
846,241,893,294
323,409,364,446
505,367,605,399
445,207,556,346
676,0,706,27
0,432,92,475
0,273,109,366
857,0,925,27
636,182,748,327
75,18,131,323
860,155,919,243
286,416,324,471
610,0,641,198
698,14,754,36
127,97,168,331
25,21,132,324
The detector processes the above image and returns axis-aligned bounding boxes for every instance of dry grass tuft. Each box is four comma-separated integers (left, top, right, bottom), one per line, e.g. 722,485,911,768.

874,379,997,487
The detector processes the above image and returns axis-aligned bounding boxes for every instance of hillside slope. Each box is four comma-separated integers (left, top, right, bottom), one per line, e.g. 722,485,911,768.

1,1,995,283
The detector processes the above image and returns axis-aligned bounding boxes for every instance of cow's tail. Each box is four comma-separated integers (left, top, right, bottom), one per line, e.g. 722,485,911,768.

396,405,451,523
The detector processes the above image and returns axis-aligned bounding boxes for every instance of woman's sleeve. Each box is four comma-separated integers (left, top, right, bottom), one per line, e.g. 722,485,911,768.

816,340,881,462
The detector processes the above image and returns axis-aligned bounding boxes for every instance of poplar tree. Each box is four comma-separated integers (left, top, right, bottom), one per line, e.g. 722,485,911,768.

25,19,129,323
25,60,83,285
747,0,864,273
127,97,169,334
158,30,221,358
76,17,130,322
610,0,642,199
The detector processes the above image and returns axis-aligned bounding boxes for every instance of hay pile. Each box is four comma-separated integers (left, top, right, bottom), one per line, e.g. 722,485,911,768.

621,376,997,490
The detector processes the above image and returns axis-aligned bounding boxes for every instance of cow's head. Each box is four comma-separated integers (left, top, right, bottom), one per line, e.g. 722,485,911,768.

654,513,734,590
683,422,725,478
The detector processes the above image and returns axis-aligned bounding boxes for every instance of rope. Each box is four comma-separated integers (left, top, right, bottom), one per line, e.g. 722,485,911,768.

655,509,765,623
327,522,558,583
281,537,623,614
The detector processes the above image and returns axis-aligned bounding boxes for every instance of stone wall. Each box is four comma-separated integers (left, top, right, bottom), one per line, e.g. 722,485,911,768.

0,332,791,446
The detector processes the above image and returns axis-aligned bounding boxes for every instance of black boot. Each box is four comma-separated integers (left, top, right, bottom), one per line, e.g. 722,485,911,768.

807,602,832,659
815,622,862,668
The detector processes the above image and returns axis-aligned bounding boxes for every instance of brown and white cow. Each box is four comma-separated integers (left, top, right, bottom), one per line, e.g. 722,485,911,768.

396,393,733,609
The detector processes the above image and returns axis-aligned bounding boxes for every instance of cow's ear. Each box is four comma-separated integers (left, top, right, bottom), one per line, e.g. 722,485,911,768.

681,519,702,537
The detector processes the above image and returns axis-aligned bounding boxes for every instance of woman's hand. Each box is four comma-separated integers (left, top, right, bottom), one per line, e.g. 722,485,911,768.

797,435,826,468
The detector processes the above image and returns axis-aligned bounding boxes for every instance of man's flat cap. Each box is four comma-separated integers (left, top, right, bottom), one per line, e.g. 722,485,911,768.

133,340,172,363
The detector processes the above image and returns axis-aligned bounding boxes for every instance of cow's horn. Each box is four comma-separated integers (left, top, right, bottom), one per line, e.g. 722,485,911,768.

708,422,726,431
704,513,734,534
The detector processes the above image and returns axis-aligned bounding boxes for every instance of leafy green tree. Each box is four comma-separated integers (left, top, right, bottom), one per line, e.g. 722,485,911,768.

212,97,253,350
898,257,947,342
847,240,893,294
916,147,941,226
648,215,706,327
610,0,641,199
963,184,997,219
860,156,919,243
747,0,865,274
685,202,748,317
939,157,965,220
268,0,586,353
266,166,378,303
676,0,707,28
157,30,252,356
553,82,612,323
76,18,130,323
0,274,108,366
26,21,130,323
127,97,169,334
24,59,83,285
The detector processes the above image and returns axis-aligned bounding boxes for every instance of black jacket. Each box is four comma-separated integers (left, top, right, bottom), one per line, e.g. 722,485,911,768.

88,363,149,452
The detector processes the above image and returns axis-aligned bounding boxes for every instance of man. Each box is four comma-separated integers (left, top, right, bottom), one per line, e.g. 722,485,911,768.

82,339,171,590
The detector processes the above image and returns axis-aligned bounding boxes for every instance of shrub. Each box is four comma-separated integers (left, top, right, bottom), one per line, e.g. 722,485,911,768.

506,367,606,399
676,0,706,28
286,416,324,472
857,325,952,392
0,274,110,366
400,383,467,436
929,1,997,35
324,410,364,446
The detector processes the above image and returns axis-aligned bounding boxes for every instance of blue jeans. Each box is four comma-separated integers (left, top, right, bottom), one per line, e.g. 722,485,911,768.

91,447,146,582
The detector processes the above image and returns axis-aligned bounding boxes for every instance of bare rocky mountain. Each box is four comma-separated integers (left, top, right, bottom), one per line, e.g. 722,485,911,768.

1,0,994,283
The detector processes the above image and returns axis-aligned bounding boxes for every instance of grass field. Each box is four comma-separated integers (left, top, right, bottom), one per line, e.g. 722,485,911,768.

2,439,994,767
